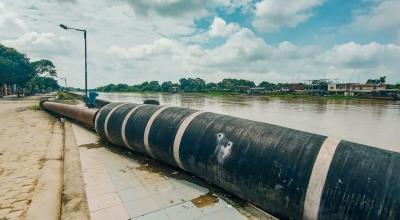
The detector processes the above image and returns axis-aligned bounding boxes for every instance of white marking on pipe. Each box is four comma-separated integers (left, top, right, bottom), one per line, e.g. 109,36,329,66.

94,103,112,133
215,133,233,165
143,106,171,158
173,111,204,169
303,137,340,220
104,103,128,144
121,105,142,150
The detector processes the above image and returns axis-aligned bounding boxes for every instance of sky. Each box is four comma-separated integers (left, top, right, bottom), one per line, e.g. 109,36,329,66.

1,0,400,88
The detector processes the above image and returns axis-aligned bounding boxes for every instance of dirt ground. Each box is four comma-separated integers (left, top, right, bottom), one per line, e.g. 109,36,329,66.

0,95,62,220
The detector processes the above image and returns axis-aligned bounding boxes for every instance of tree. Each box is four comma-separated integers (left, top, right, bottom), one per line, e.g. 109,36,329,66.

0,44,34,86
206,82,218,91
258,81,276,91
148,81,161,91
31,59,57,77
138,81,161,92
217,78,255,91
178,78,206,92
161,81,173,92
30,77,59,92
367,76,386,84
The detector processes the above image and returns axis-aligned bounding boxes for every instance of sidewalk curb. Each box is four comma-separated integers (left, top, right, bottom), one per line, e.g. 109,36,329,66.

61,122,90,220
26,120,64,220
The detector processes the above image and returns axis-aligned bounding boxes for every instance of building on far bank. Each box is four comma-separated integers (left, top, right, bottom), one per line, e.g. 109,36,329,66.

304,79,332,94
249,87,266,95
328,83,398,99
280,83,305,92
170,86,179,93
234,86,251,94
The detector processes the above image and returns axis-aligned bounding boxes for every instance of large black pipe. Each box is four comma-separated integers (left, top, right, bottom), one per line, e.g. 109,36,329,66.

93,102,399,220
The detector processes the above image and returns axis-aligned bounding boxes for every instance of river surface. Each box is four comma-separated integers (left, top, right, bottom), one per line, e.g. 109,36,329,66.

97,92,400,152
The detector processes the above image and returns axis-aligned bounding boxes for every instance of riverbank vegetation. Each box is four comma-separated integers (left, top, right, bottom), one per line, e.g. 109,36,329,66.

95,77,400,100
0,44,59,96
96,78,290,93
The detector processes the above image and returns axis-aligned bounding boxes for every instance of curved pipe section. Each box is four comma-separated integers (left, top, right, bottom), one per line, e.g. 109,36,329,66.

94,103,399,220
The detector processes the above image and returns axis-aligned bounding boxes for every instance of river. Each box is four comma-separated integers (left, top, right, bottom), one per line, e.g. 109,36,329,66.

97,92,400,152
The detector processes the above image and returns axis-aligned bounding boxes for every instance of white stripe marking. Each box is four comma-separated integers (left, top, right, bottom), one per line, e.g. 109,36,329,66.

121,105,142,150
104,103,128,144
173,111,204,169
303,137,340,220
94,103,112,133
143,106,171,158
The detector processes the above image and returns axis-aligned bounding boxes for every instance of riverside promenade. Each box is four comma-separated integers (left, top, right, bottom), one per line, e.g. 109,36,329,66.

0,95,64,220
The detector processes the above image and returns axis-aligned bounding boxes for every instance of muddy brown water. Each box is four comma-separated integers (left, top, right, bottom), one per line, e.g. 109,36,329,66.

97,92,400,152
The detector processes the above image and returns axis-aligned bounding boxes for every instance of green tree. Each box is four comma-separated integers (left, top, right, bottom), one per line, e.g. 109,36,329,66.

0,44,34,86
367,76,386,84
206,82,218,91
179,78,206,92
217,78,255,91
31,59,57,77
30,76,60,92
148,81,161,91
161,81,173,92
258,81,276,90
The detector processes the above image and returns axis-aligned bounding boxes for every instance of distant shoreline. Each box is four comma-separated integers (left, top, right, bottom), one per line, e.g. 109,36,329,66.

77,91,399,101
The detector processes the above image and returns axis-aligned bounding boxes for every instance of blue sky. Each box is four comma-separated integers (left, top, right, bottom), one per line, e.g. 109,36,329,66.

1,0,399,87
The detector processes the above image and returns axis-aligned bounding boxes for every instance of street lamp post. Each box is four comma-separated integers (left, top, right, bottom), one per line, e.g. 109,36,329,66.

59,77,67,90
59,24,88,104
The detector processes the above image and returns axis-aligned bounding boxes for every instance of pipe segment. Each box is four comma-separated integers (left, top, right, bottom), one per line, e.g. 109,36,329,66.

42,101,98,126
43,101,400,220
94,103,400,220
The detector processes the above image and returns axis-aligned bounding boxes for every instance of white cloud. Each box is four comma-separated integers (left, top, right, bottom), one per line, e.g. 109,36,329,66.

320,41,400,68
124,0,253,17
209,17,240,37
352,0,400,32
110,30,400,83
109,38,183,59
3,32,72,58
252,0,323,32
0,2,27,37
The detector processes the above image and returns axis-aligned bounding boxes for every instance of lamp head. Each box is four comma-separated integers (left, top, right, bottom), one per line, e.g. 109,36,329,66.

59,24,69,30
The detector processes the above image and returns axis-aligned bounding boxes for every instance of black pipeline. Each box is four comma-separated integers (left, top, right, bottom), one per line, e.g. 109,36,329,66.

44,101,400,219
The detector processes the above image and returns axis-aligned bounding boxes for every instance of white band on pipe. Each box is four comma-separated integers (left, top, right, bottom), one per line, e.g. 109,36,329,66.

121,105,142,150
94,103,112,134
104,103,128,144
173,111,205,170
303,137,340,220
143,106,171,158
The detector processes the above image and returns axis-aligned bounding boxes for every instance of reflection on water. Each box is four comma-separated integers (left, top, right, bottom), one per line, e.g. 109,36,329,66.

98,92,400,152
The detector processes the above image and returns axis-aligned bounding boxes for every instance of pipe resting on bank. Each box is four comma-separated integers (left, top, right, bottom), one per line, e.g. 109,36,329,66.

42,101,400,220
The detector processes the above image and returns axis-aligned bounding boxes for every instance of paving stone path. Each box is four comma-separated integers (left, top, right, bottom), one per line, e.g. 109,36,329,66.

0,99,58,219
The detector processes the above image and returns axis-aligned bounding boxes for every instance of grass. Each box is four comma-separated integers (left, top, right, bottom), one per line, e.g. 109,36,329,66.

57,92,82,101
29,104,41,111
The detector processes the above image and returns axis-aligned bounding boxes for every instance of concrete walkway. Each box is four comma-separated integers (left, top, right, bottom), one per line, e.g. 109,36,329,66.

69,122,276,220
0,96,63,220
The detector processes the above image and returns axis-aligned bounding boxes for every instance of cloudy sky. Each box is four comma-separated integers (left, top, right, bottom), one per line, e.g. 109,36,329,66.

1,0,400,88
